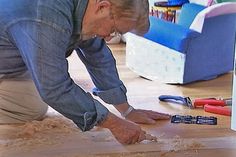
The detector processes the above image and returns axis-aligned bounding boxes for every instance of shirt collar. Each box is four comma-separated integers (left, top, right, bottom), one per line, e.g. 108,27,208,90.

73,0,89,35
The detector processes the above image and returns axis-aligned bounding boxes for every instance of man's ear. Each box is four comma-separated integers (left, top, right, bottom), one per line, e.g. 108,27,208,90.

94,0,111,15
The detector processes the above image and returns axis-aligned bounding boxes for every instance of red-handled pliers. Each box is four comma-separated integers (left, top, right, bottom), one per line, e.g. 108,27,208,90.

194,98,232,116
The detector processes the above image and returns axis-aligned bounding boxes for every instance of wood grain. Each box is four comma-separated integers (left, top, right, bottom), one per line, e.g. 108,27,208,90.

0,43,235,157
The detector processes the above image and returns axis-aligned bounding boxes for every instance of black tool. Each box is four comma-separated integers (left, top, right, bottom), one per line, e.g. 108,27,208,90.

171,115,217,125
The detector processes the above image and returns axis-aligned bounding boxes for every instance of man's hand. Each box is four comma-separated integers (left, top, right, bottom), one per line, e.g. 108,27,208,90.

98,112,156,144
114,102,171,124
125,109,171,124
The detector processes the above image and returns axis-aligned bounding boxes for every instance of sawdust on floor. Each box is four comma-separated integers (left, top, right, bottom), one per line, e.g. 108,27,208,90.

169,135,204,152
0,116,205,157
1,116,78,149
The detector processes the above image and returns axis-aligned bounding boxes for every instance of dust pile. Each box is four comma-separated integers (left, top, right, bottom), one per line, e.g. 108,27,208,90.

1,116,78,149
169,135,204,152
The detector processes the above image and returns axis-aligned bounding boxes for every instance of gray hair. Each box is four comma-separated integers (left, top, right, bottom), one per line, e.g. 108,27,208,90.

109,0,150,35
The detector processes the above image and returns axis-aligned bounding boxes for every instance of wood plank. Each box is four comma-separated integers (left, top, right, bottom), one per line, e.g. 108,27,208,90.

0,43,235,157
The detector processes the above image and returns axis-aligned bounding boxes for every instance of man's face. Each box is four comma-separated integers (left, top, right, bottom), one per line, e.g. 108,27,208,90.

81,17,136,41
95,17,136,41
80,1,137,41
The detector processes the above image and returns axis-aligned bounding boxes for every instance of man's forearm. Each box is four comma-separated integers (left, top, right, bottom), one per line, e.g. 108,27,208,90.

113,102,135,118
99,103,131,129
98,112,119,129
113,102,130,113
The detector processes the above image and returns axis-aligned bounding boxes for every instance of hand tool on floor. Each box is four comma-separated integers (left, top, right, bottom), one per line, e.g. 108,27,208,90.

194,98,232,108
158,95,193,108
158,95,232,116
171,115,217,125
194,98,232,116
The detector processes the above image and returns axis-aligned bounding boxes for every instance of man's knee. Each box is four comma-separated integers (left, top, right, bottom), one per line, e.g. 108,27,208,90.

0,100,48,124
32,102,48,120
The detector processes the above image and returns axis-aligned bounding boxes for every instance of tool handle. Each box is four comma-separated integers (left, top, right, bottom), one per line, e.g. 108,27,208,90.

159,95,185,102
204,104,231,116
194,99,226,108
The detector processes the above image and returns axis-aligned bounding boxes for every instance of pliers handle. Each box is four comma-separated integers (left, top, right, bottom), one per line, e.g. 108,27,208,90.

194,98,226,108
158,95,193,108
159,95,187,104
204,104,231,116
194,98,231,116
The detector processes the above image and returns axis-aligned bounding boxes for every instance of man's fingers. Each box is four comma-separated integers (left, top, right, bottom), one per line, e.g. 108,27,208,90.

144,133,158,142
138,132,158,143
146,118,156,124
138,131,146,142
126,130,147,145
130,130,142,144
136,109,171,119
143,110,171,120
152,114,171,120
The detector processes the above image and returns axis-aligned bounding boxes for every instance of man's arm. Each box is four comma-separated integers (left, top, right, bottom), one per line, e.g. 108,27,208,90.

7,21,108,131
76,38,171,122
76,38,128,106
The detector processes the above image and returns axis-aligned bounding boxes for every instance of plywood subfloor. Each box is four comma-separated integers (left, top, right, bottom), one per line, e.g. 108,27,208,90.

1,43,236,157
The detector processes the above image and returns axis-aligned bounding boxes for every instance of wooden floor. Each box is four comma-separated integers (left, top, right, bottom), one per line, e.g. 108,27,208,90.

0,43,236,157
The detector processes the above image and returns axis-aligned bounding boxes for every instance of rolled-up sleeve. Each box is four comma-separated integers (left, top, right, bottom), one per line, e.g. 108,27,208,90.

76,38,128,105
92,85,127,105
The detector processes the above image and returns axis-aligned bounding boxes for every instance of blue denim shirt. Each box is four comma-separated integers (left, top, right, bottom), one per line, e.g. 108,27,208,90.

0,0,128,131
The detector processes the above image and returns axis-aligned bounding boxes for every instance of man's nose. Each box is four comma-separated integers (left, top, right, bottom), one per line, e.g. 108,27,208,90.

104,36,114,42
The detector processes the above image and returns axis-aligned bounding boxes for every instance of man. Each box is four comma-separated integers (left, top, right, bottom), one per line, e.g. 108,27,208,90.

0,0,170,144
